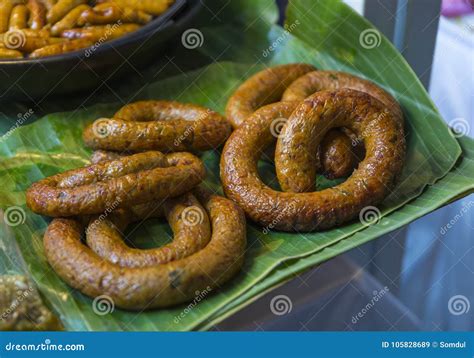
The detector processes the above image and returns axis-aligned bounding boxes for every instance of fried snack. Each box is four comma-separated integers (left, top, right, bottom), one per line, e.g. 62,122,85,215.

319,129,364,179
43,191,246,309
29,38,90,57
277,70,403,189
46,0,86,25
0,0,25,33
0,47,23,58
87,193,211,268
0,275,62,331
16,27,50,37
50,4,89,36
78,3,152,26
26,151,205,216
96,0,175,16
225,63,316,128
221,90,405,232
83,101,232,153
9,4,29,30
27,0,46,29
61,23,140,41
12,35,64,53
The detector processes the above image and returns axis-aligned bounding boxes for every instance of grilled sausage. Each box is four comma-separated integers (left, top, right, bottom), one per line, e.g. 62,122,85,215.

83,101,232,153
77,3,152,26
27,0,46,30
26,151,205,216
86,193,211,267
221,89,405,232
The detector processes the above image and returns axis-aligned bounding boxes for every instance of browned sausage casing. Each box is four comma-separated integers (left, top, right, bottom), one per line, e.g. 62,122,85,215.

83,101,232,153
43,192,246,309
86,193,212,268
220,89,405,232
26,151,205,217
27,0,47,30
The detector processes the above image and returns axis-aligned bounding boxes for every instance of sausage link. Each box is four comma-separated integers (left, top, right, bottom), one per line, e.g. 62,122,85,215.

43,192,246,309
221,90,405,232
26,151,205,216
46,0,86,25
0,34,65,53
9,4,29,30
83,101,232,152
60,23,140,41
225,63,316,128
50,4,89,36
78,3,152,26
277,70,403,191
0,0,25,33
27,0,46,30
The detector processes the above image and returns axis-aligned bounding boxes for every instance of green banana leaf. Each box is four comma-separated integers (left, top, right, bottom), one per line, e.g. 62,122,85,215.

0,0,472,331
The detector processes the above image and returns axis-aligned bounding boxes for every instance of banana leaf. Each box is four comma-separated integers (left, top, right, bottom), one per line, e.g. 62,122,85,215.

0,0,472,331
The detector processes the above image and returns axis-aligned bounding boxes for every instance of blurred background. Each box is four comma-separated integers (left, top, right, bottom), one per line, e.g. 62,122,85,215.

215,0,474,332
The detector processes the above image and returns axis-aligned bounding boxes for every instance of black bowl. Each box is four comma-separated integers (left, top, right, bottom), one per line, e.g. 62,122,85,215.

0,0,201,100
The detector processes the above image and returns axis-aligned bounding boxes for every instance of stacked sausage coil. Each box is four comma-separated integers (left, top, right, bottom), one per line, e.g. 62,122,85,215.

222,63,405,231
26,63,406,310
26,100,246,310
